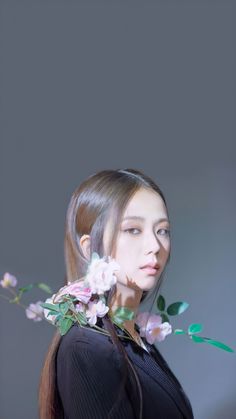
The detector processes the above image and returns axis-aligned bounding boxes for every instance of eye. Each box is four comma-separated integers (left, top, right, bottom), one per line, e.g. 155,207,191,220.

157,228,170,236
124,228,141,235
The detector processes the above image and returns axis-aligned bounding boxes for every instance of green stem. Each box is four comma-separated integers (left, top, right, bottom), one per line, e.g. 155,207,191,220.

79,323,135,342
5,287,23,303
0,293,44,319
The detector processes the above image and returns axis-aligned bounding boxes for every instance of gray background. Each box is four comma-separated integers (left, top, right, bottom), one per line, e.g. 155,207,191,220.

0,1,235,418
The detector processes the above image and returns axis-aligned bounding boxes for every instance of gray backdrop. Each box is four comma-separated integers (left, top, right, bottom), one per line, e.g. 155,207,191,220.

0,1,235,418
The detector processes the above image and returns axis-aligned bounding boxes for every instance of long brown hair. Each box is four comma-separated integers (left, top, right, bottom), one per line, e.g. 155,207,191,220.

38,168,170,419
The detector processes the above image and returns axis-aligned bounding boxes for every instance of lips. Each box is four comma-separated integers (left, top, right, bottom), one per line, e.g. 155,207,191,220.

140,262,160,269
140,262,160,275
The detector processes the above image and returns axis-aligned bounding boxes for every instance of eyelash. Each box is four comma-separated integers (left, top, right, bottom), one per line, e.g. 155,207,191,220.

124,228,170,236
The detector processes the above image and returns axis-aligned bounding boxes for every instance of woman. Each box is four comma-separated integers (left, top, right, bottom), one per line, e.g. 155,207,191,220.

39,168,194,419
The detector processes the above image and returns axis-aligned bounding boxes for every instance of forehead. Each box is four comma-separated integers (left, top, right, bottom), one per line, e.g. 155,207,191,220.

122,188,168,220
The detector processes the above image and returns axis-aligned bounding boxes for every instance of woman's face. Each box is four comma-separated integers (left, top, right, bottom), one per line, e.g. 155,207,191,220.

103,187,171,292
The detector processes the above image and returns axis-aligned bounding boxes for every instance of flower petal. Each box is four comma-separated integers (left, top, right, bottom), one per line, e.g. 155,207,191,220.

25,301,44,322
146,314,162,330
0,272,18,288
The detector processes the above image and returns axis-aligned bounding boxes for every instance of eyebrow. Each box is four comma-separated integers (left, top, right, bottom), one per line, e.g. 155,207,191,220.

122,216,169,223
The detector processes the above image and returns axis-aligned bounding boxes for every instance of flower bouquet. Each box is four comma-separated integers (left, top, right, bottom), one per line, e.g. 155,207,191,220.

0,253,234,352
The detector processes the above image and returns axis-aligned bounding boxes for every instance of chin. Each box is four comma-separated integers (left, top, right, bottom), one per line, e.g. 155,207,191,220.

143,285,157,292
126,273,158,292
137,279,157,292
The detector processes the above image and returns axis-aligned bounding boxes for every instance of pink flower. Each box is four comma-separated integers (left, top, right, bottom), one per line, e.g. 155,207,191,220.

85,256,120,295
85,299,109,326
53,280,92,304
25,301,44,322
135,312,172,344
0,272,18,288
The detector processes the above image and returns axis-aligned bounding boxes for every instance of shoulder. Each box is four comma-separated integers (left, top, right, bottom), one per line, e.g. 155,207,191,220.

57,323,115,351
56,324,121,371
55,325,137,418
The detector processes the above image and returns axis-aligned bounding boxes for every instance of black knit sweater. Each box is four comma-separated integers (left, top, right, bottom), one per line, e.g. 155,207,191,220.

56,321,194,419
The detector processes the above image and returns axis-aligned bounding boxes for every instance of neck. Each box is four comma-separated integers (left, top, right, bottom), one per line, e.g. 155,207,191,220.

108,281,143,336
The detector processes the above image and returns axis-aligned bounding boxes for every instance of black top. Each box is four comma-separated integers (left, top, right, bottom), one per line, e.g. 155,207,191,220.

56,320,194,419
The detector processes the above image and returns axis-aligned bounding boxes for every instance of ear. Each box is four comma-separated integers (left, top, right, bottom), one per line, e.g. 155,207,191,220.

79,234,91,260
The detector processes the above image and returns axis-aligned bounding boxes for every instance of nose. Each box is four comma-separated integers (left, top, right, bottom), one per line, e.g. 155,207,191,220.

144,232,161,255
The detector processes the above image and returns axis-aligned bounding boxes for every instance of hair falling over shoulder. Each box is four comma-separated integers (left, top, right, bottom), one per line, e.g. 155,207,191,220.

38,168,169,419
38,331,63,419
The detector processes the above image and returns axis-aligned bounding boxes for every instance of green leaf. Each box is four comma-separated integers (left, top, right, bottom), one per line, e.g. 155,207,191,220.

18,284,34,293
76,312,88,325
188,323,203,335
37,283,53,294
46,310,58,317
55,313,63,323
174,329,186,335
190,335,205,343
112,307,134,326
59,302,70,315
203,338,235,353
40,302,60,312
58,317,74,336
113,307,134,321
160,313,170,323
157,295,165,311
167,301,189,316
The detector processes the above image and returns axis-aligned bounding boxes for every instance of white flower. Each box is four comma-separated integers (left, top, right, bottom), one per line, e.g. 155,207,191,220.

0,272,18,288
85,254,120,295
42,295,58,324
85,299,109,326
75,302,85,313
25,301,44,322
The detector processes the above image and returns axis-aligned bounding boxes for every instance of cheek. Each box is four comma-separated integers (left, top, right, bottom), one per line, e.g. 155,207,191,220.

114,236,127,260
164,240,171,256
115,237,137,263
113,240,138,278
115,250,130,272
